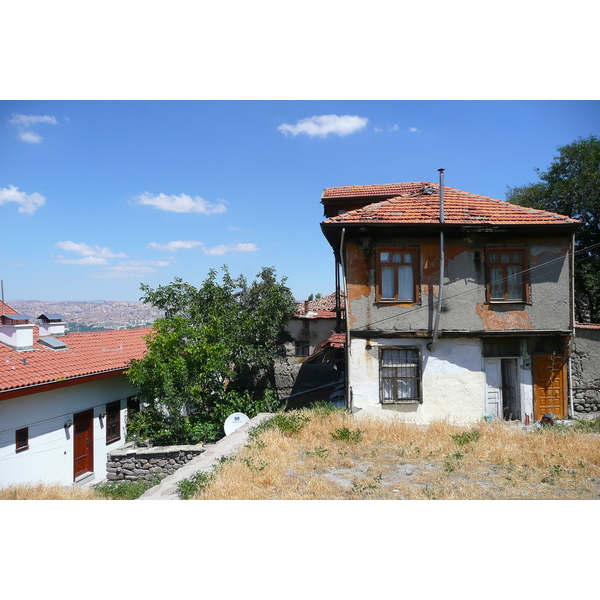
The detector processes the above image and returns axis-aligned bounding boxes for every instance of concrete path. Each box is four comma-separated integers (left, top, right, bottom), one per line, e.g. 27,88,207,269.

137,413,274,500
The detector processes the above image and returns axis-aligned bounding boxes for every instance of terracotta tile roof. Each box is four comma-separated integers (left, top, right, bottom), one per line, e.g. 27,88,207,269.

575,323,600,329
0,301,20,317
322,182,580,227
0,323,151,395
315,332,346,353
322,182,429,199
294,292,344,319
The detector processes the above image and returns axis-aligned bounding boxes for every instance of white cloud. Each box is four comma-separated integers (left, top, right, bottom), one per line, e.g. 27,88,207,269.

8,113,58,143
54,241,127,264
148,240,203,252
278,114,368,138
148,240,258,255
9,114,58,127
55,256,109,266
0,185,46,215
89,259,172,279
19,131,43,143
202,243,258,256
389,124,399,132
409,127,419,133
134,192,227,214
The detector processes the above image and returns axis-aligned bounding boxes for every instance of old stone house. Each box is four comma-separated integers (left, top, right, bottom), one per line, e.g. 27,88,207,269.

320,177,581,423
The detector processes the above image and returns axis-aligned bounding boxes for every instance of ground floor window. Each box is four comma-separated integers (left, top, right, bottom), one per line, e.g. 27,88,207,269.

106,401,121,444
380,347,422,404
15,427,29,453
295,340,310,356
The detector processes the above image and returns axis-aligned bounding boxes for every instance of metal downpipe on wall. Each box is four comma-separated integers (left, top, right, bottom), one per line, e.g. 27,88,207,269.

428,169,445,352
339,227,351,411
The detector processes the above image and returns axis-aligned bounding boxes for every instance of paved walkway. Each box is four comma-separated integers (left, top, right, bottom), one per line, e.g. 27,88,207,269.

137,413,274,500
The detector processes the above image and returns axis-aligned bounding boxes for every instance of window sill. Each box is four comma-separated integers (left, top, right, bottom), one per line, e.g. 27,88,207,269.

376,300,421,306
381,400,422,405
487,300,531,306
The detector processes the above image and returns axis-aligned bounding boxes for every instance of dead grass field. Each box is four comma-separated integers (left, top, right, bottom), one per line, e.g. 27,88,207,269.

0,482,98,500
192,408,600,500
3,408,599,500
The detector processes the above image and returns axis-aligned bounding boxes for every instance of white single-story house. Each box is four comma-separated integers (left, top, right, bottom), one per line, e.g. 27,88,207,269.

0,302,150,487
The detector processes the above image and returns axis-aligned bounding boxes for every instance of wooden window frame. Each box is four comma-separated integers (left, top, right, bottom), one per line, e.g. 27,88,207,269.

16,427,29,453
105,401,121,444
295,340,310,357
485,246,530,303
379,346,422,405
376,246,420,303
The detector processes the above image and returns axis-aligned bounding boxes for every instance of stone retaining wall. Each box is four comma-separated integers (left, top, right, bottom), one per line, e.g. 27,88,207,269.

106,442,205,481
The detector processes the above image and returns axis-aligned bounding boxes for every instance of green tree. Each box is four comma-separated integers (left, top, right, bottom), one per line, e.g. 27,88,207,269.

507,135,600,322
126,266,296,445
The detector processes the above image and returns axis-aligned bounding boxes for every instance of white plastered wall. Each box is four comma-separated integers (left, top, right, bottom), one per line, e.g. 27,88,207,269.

349,337,486,424
0,375,137,487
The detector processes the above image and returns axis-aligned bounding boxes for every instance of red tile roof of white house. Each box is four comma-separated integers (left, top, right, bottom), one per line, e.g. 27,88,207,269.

0,302,150,398
322,182,580,227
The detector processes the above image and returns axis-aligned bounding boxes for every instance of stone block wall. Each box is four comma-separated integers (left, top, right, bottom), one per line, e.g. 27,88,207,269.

106,442,205,481
572,326,600,414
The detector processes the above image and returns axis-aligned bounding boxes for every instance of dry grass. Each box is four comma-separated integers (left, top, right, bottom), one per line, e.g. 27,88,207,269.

0,481,99,500
193,408,600,500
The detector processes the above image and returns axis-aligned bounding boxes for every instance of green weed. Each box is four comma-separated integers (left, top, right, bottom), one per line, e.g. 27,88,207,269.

93,477,163,500
331,427,363,443
451,429,482,446
177,471,214,500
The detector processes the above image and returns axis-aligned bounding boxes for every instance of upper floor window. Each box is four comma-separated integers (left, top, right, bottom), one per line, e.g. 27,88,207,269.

377,247,419,302
486,247,529,302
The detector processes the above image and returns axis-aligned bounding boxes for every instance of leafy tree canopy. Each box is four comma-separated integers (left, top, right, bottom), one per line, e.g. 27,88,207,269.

506,135,600,322
126,266,296,445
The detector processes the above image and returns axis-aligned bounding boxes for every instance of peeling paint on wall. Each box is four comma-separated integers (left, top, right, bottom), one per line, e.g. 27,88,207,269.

475,302,535,330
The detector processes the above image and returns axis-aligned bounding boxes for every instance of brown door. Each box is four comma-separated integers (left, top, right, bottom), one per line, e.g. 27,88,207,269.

533,354,567,420
73,409,94,480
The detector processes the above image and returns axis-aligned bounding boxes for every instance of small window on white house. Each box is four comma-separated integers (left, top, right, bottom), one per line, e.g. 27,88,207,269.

106,401,121,444
16,427,29,453
380,347,422,404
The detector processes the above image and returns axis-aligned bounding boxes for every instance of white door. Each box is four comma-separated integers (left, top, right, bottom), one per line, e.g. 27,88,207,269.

485,359,502,419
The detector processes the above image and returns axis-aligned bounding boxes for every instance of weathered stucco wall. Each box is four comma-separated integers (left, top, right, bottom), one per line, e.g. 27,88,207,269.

285,317,336,364
349,337,485,424
345,235,572,334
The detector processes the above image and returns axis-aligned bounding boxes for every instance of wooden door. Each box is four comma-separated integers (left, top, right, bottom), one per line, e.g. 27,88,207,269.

485,359,502,419
533,354,567,420
73,409,94,480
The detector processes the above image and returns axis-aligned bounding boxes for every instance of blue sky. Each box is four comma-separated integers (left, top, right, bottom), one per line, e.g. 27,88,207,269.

1,100,598,302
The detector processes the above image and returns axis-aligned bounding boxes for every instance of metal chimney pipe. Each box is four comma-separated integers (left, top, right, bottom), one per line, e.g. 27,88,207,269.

429,169,445,352
438,168,445,223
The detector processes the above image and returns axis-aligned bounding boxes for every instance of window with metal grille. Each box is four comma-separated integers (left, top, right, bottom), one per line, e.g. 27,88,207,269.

377,247,419,302
486,247,529,302
106,401,121,444
380,347,422,404
16,427,29,453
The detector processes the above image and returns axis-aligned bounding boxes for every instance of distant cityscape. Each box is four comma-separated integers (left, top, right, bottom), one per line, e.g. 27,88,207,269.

8,300,165,332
